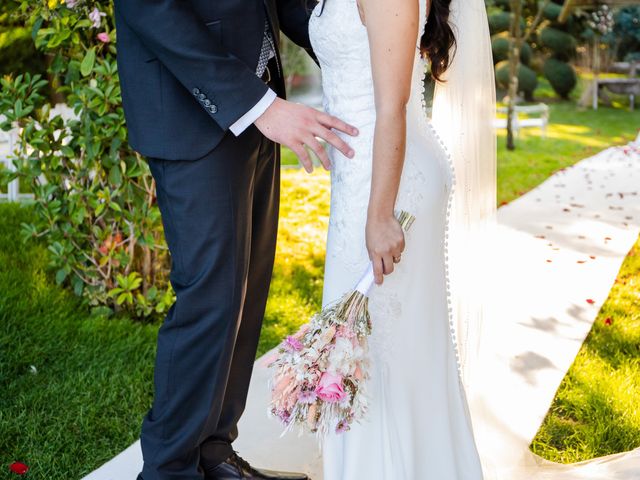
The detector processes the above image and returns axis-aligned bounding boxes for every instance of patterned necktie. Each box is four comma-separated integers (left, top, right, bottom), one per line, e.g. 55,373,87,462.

256,19,276,77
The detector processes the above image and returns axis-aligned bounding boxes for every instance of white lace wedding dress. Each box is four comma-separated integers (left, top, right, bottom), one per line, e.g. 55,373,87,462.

309,0,485,478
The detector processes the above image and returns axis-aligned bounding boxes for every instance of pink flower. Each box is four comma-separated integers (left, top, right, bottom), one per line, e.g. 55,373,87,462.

97,32,110,43
284,335,303,352
66,0,79,8
298,389,317,404
335,419,350,434
316,372,347,403
89,7,106,28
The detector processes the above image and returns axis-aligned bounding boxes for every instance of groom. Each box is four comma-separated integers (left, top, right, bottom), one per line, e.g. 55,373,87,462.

113,1,357,479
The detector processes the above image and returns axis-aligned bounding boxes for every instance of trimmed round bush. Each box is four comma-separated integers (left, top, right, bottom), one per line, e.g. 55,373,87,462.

489,12,511,35
543,58,577,99
494,0,511,11
491,35,533,66
540,27,576,59
495,60,538,101
543,2,563,21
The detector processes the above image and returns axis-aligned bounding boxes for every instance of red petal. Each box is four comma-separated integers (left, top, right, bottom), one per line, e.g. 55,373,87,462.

586,298,595,304
9,462,29,475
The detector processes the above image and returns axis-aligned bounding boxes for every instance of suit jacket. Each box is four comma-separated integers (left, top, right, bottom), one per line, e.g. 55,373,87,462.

114,0,316,160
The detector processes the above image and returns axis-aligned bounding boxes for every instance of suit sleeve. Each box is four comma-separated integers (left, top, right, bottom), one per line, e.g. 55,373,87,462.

277,0,318,63
114,0,269,131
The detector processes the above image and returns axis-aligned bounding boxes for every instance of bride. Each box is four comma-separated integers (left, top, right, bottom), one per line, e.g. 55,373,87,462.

307,0,496,478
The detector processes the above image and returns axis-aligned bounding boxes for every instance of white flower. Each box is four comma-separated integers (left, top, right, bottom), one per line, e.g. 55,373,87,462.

89,7,107,28
328,337,355,375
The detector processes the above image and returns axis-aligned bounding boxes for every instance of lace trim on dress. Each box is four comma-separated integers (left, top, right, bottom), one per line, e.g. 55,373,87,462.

418,13,466,387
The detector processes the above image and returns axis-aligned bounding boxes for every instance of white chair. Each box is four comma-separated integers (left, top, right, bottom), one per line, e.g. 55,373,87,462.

495,103,550,137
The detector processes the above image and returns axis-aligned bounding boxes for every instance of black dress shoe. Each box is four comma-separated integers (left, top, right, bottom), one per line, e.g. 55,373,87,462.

203,451,310,480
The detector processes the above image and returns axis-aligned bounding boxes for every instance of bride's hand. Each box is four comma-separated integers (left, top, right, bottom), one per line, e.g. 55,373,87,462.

365,213,405,285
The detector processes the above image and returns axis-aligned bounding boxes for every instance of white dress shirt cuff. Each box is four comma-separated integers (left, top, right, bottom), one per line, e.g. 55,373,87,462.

229,88,277,136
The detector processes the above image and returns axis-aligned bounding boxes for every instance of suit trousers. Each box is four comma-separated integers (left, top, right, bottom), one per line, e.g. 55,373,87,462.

140,119,279,479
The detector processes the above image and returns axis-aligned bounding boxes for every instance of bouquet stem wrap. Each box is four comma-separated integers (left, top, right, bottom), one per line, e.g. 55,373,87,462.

268,211,415,437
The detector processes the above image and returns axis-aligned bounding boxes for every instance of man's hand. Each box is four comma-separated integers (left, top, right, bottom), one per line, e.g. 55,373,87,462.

254,98,358,173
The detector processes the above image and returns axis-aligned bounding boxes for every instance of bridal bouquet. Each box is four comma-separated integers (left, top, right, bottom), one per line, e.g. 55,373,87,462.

268,211,415,437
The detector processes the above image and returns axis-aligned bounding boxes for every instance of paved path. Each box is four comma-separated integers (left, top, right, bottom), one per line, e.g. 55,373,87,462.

83,136,640,480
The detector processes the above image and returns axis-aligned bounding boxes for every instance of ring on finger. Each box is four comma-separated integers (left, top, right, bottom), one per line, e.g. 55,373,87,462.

393,255,401,264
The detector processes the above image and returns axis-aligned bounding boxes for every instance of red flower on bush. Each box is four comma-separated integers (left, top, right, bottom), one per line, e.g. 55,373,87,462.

604,317,613,326
9,462,29,475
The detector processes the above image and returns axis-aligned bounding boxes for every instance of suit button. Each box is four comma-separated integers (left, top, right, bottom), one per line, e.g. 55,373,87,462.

209,105,218,114
192,87,200,95
204,99,211,106
198,93,206,100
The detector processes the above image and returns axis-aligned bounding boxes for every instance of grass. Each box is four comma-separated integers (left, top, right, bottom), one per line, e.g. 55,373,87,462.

531,238,640,463
258,170,330,356
0,203,157,479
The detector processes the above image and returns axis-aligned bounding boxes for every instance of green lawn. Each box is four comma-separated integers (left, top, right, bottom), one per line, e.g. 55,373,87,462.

1,88,639,476
0,204,157,479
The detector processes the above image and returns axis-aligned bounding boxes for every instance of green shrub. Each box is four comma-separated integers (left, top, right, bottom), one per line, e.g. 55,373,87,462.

495,60,538,101
489,12,511,35
491,34,532,65
0,26,46,77
493,0,511,11
0,1,174,320
543,58,577,99
543,2,563,21
613,6,640,62
540,27,577,60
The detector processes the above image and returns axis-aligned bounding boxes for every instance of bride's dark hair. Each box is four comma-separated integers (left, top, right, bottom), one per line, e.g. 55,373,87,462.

316,0,456,82
421,0,456,81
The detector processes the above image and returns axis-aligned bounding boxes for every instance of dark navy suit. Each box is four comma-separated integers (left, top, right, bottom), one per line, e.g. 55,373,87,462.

113,1,315,478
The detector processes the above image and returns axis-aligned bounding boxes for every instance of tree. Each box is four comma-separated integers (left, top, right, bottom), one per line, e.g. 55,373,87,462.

506,0,549,150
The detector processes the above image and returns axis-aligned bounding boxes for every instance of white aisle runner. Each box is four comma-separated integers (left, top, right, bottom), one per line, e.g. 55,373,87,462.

83,137,640,480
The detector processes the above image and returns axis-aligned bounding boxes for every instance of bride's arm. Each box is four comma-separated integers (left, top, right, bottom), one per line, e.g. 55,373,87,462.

359,0,419,284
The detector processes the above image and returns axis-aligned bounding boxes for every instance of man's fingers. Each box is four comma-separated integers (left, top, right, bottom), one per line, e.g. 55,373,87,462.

372,258,384,285
314,126,353,159
291,144,313,173
317,112,359,137
305,135,331,170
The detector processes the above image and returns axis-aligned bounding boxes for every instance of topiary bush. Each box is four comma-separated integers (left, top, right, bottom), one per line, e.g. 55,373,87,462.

495,60,538,101
543,58,577,99
491,34,532,65
540,27,577,60
489,11,511,35
543,2,563,22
